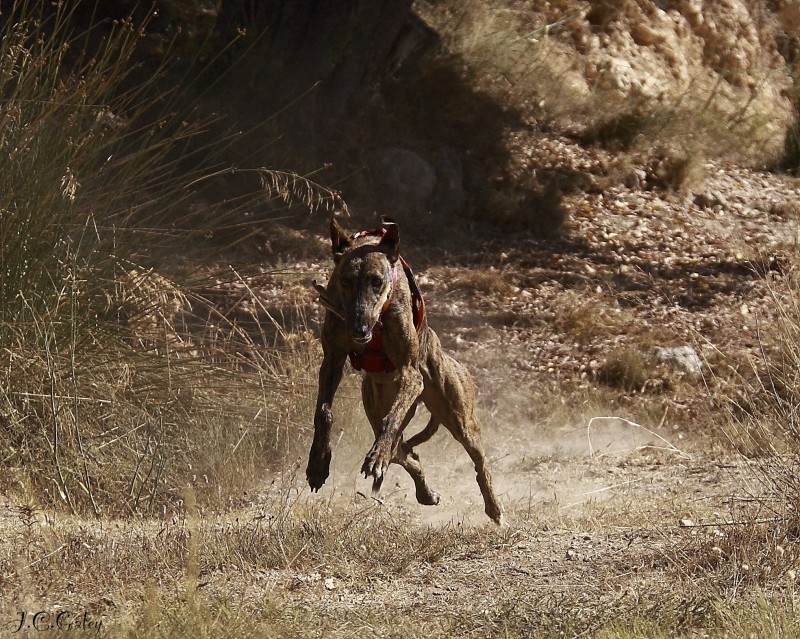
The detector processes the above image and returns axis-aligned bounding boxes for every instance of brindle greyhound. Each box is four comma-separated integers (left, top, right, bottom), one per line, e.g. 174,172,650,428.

307,216,503,524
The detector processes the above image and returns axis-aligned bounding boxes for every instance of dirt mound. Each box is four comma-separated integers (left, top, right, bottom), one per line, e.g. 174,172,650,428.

536,0,793,149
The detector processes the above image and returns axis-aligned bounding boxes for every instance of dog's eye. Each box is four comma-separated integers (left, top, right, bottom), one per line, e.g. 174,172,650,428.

371,276,383,289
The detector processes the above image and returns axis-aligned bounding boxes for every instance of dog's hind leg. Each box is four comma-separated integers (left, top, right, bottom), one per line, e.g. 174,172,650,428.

394,440,440,506
362,379,440,506
444,415,503,524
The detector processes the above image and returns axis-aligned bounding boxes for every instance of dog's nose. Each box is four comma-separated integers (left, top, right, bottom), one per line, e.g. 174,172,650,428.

352,322,372,342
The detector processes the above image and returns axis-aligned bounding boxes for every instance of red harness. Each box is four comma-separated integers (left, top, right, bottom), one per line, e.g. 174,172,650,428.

347,228,426,374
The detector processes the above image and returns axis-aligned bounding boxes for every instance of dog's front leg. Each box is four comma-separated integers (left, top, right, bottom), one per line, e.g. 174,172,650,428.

307,350,347,491
361,366,423,487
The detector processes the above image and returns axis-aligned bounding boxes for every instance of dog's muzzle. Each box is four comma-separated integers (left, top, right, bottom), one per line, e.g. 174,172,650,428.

351,331,373,345
350,319,374,344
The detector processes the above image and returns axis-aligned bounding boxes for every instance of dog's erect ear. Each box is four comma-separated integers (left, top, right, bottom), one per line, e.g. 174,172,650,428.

379,216,400,263
330,216,351,261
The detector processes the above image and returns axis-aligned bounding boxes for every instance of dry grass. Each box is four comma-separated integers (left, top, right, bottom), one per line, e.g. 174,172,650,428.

553,291,622,345
0,4,339,515
444,268,516,296
648,143,707,193
3,477,799,638
483,179,568,234
596,347,650,393
657,258,800,636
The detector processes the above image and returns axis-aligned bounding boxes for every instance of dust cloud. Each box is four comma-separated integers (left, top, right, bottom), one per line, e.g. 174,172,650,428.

295,379,671,527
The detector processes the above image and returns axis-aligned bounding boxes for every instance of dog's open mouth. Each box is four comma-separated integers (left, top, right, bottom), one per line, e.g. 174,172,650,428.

351,332,373,345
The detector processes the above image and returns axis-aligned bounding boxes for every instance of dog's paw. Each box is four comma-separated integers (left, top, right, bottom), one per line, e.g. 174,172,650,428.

487,505,505,526
306,446,331,491
361,441,392,485
416,487,440,506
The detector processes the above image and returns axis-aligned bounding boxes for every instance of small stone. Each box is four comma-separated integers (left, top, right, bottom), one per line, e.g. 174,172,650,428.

650,346,702,375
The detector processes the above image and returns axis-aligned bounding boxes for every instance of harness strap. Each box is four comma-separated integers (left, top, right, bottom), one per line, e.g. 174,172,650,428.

400,255,425,334
380,263,398,316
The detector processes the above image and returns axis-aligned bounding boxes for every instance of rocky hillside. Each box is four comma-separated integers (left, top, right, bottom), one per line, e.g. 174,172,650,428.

386,0,800,233
55,1,800,234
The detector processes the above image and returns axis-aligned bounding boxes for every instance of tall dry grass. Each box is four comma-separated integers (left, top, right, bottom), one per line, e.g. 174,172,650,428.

684,263,800,603
718,267,800,512
0,3,334,515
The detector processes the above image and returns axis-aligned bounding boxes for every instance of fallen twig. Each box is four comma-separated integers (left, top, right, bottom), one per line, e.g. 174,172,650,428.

586,416,691,460
311,279,345,320
678,516,787,528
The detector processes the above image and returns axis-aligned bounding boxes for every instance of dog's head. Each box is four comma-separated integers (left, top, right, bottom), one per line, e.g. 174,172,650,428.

329,216,399,344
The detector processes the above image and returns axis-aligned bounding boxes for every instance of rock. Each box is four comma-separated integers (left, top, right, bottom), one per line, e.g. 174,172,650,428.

625,168,648,189
685,0,763,83
780,3,800,35
631,22,667,47
556,0,793,157
649,346,703,375
367,146,437,213
367,145,467,216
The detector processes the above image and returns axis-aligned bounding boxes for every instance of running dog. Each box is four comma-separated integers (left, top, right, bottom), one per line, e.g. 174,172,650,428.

307,216,502,524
